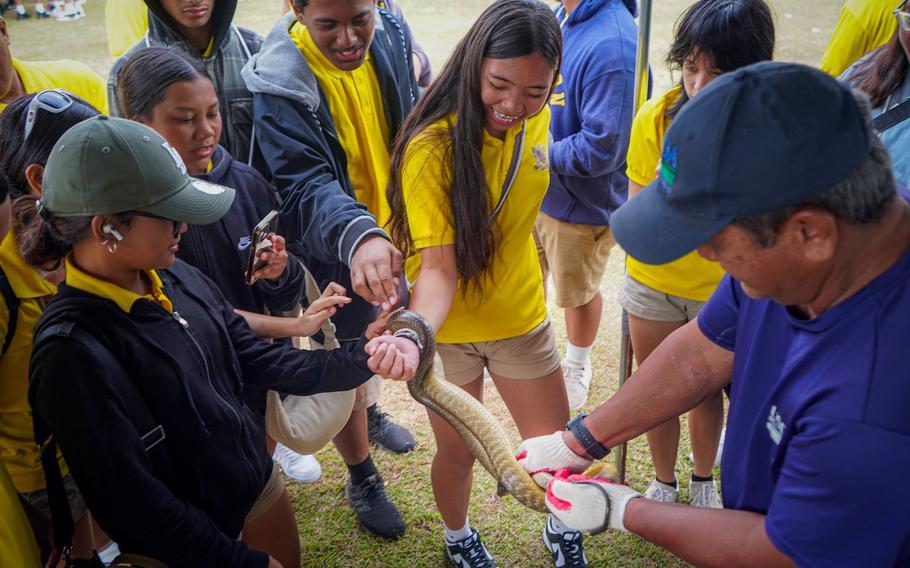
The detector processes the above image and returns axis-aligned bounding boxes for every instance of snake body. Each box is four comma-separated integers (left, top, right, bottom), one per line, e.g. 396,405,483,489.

387,310,549,513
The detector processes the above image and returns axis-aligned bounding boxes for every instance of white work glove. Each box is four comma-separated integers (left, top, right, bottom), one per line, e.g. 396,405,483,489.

515,431,593,487
544,472,642,534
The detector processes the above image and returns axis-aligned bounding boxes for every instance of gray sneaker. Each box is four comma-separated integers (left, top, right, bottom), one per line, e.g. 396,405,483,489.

688,479,722,509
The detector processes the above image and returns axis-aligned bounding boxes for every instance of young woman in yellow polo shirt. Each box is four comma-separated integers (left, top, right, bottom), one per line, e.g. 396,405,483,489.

0,92,104,563
618,0,774,509
383,2,576,566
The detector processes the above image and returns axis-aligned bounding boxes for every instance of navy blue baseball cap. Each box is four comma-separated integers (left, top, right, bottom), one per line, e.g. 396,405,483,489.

611,61,872,265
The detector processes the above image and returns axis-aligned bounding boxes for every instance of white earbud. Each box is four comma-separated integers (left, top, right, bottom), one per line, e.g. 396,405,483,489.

102,224,124,242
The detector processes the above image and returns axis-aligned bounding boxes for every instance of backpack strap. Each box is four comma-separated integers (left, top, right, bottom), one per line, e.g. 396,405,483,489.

873,97,910,134
0,265,19,357
32,322,169,561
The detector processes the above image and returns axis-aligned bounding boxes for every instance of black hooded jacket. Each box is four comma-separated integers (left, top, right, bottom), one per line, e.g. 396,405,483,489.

29,261,373,567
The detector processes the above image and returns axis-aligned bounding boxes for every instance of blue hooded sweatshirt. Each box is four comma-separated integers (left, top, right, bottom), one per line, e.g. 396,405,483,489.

542,0,638,226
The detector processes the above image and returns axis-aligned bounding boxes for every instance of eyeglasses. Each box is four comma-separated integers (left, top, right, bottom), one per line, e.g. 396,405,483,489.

23,89,75,141
134,211,183,239
896,1,910,32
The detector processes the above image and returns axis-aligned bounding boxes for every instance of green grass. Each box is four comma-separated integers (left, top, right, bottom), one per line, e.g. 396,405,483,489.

7,1,844,565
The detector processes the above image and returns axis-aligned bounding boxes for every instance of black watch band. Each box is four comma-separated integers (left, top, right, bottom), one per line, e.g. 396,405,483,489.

566,413,610,459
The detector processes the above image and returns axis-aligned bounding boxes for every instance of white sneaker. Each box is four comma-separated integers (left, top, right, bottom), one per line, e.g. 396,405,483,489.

644,479,678,503
563,361,592,411
688,479,722,509
272,443,321,483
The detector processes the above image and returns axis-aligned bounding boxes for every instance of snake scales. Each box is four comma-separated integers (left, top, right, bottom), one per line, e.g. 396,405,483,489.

387,310,556,513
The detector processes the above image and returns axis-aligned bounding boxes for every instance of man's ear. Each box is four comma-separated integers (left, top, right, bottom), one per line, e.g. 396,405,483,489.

788,208,838,264
24,163,44,197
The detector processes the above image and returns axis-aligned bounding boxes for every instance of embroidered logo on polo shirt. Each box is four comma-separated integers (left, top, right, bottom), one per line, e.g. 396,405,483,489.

659,144,678,193
533,143,549,171
766,405,785,445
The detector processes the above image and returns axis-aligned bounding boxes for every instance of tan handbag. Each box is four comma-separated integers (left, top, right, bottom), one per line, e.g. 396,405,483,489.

265,266,356,454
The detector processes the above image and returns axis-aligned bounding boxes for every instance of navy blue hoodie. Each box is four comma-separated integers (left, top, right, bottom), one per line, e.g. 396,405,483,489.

179,145,304,316
542,0,638,226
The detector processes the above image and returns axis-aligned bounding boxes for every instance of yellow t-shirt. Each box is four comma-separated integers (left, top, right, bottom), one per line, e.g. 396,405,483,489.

624,86,725,302
0,229,61,493
0,461,40,567
820,0,897,77
1,58,109,115
291,23,392,226
65,256,173,315
403,109,551,343
105,0,148,58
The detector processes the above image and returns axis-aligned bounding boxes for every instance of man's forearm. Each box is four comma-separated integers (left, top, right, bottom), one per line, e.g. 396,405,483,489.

584,320,733,450
624,499,794,568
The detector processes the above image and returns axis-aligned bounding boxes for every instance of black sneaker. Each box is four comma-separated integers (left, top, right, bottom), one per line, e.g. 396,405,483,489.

446,529,496,568
345,473,406,539
367,404,416,453
543,517,588,568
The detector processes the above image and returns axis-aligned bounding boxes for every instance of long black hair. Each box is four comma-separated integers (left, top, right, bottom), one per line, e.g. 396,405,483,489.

846,29,909,109
118,45,209,120
0,93,99,200
387,0,561,292
666,0,775,118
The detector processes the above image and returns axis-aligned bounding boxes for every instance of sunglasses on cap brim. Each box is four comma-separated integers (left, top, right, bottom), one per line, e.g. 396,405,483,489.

23,89,75,142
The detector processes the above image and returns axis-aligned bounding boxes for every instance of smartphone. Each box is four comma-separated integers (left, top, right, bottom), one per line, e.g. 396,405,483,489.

245,210,279,285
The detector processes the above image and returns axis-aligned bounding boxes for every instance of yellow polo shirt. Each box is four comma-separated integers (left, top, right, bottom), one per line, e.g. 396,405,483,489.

0,229,61,493
65,257,173,315
0,461,40,567
1,58,109,115
105,0,148,58
625,86,725,302
290,23,392,226
402,109,551,343
820,0,897,77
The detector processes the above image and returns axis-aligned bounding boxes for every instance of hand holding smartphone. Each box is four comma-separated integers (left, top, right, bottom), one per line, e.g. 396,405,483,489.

245,210,279,285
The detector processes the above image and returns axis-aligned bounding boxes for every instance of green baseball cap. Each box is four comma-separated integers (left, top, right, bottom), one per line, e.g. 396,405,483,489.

41,115,234,223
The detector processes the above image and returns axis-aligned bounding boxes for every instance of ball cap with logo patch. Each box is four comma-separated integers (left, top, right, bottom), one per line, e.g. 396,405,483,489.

610,61,873,265
41,115,235,224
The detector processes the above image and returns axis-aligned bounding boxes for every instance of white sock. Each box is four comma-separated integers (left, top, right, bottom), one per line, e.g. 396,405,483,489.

565,342,592,368
444,521,473,543
16,4,26,14
549,515,577,535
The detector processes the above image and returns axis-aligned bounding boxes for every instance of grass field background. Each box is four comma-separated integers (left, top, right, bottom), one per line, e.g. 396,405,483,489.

7,1,843,565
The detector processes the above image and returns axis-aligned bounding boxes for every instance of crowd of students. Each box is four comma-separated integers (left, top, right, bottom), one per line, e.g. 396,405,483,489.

1,0,909,567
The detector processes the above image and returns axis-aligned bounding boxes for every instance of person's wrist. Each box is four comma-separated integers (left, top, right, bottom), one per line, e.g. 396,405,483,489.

561,429,592,460
392,328,423,351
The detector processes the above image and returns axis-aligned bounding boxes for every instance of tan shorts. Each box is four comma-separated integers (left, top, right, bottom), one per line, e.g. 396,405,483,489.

535,212,616,308
306,338,382,411
20,473,87,521
618,274,706,323
245,462,285,522
436,318,561,386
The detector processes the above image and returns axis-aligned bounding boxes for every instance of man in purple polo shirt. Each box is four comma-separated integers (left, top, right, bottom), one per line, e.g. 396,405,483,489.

515,62,910,566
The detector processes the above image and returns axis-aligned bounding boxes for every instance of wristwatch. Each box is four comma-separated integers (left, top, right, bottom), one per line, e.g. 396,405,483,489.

566,413,610,459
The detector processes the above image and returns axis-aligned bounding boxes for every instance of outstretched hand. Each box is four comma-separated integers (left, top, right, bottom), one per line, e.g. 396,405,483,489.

365,335,419,381
349,235,403,310
250,233,289,283
294,282,351,337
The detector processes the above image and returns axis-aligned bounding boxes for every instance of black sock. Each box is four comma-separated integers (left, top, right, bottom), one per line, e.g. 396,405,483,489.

691,473,713,483
348,454,377,485
656,476,678,489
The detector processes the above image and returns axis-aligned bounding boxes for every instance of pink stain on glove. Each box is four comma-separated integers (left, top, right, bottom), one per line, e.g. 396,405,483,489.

544,469,617,511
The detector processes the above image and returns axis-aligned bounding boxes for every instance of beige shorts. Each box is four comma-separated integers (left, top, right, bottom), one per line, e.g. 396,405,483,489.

535,212,616,308
20,473,87,521
306,338,382,411
436,318,561,386
618,274,706,323
245,462,285,522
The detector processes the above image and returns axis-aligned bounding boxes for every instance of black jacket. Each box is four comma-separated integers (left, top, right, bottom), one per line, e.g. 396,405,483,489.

242,10,417,340
180,145,303,315
29,261,373,568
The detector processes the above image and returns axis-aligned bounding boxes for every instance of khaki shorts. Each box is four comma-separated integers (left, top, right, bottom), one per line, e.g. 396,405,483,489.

245,462,285,522
436,318,561,386
618,274,706,323
20,473,87,522
306,338,382,411
535,212,616,308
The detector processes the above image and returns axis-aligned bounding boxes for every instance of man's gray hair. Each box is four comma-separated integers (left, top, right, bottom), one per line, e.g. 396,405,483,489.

731,89,897,247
